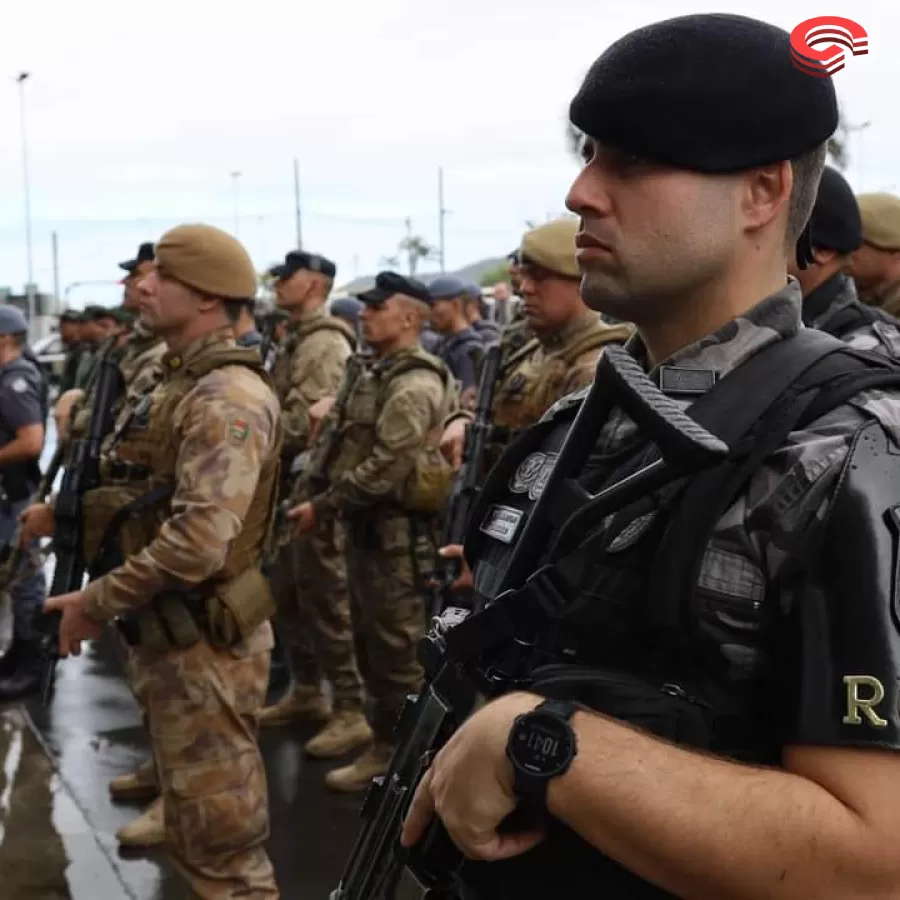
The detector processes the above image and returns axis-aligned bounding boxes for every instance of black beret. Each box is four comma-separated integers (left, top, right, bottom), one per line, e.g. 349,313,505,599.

356,271,431,307
570,14,838,173
119,242,155,273
269,250,337,280
807,166,862,255
82,305,118,321
59,308,82,323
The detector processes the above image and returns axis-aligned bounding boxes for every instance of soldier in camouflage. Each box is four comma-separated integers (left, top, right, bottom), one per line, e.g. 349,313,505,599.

289,271,458,792
440,217,632,469
28,224,282,898
789,167,900,356
851,192,900,317
259,250,369,763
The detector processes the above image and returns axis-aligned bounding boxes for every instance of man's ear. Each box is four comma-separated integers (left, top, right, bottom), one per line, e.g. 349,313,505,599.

740,160,792,234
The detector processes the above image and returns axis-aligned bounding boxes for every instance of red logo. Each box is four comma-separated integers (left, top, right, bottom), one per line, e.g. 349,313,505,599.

790,17,868,77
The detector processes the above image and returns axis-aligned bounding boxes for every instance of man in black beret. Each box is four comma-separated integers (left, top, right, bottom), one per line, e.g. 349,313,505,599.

398,14,900,900
790,166,900,357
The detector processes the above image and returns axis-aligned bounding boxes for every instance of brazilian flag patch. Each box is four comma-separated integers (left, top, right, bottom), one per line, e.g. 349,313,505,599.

229,418,250,442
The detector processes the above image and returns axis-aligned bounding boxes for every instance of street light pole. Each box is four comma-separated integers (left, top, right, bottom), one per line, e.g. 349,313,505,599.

16,72,36,335
230,171,242,237
845,120,872,192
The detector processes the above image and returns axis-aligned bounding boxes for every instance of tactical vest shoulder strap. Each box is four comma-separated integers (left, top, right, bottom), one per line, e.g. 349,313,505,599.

499,336,541,377
820,299,900,340
557,321,632,365
294,316,356,350
646,338,900,659
182,346,266,380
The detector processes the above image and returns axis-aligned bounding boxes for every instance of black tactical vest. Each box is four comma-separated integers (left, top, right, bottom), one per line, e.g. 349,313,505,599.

455,331,900,900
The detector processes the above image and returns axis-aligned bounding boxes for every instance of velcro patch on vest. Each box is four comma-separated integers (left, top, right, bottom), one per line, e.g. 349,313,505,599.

509,451,559,500
658,366,717,395
604,511,657,553
480,504,524,544
229,417,250,443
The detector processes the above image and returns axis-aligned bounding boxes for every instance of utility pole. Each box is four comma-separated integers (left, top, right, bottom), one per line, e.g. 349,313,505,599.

51,231,60,313
438,167,447,273
230,171,242,236
293,158,303,249
16,72,36,334
405,217,414,276
845,120,872,192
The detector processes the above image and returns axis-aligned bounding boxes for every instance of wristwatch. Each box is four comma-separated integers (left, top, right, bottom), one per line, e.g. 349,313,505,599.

506,698,578,805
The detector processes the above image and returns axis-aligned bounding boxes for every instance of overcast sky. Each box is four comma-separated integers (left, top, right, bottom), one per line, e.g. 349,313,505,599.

0,0,895,310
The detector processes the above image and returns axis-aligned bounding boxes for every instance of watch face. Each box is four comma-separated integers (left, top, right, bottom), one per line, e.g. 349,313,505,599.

512,711,575,776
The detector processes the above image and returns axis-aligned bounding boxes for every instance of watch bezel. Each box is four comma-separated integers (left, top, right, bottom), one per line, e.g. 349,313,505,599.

507,708,577,782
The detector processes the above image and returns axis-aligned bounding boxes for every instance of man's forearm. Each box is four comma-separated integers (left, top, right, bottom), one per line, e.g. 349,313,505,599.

0,439,40,466
548,711,894,900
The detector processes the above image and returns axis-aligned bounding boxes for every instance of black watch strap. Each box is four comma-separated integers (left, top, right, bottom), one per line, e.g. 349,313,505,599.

508,698,579,805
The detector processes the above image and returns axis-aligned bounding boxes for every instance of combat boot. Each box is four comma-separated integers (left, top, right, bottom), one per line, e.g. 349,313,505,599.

258,686,331,728
115,797,166,848
109,759,159,804
304,710,373,760
325,741,394,793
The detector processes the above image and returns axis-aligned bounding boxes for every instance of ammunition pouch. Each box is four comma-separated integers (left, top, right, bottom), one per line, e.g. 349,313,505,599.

119,566,274,653
398,447,454,514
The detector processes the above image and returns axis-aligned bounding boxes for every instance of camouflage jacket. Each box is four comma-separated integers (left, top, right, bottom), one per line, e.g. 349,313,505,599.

569,279,900,687
803,272,900,357
859,278,900,318
270,306,354,459
82,328,281,624
310,344,456,518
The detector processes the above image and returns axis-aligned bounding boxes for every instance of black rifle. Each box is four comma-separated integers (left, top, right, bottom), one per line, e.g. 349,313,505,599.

329,345,730,900
37,355,124,705
429,343,501,618
259,312,279,369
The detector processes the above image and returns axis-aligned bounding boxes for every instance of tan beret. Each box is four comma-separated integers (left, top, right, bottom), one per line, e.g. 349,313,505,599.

857,193,900,252
520,218,580,279
156,224,258,299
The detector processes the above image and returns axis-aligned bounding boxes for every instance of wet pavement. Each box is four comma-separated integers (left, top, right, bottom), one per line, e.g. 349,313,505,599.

0,632,366,899
0,424,368,898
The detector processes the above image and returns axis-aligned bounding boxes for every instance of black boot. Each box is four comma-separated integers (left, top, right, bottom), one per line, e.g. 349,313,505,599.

0,641,42,702
265,628,291,705
0,641,19,678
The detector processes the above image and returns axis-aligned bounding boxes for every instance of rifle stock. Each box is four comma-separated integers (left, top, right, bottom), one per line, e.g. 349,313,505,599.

37,355,123,705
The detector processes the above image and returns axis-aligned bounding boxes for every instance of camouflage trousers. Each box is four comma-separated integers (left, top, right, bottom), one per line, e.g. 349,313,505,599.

132,623,278,900
345,510,431,742
271,520,363,711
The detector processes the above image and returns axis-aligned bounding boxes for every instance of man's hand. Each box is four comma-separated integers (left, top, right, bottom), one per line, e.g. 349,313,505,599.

440,418,469,470
18,503,56,545
437,544,474,592
287,501,317,537
401,692,545,861
308,396,336,444
42,590,104,657
53,389,85,443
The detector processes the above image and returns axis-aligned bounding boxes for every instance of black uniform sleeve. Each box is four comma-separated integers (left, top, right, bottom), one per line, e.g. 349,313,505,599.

784,420,900,750
0,371,42,431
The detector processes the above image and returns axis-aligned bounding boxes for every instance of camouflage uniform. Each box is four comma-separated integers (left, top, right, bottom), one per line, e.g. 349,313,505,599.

266,306,363,720
81,328,281,898
859,281,900,319
450,311,632,466
803,272,900,357
307,345,457,789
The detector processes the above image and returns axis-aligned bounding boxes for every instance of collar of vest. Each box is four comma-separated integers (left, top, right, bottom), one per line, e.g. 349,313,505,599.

162,331,263,378
801,272,850,326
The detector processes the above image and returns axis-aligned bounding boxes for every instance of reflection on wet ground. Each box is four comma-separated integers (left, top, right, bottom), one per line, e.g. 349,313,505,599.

0,631,364,899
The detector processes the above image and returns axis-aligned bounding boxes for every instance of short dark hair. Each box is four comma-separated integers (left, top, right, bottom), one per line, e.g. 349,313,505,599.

786,143,828,246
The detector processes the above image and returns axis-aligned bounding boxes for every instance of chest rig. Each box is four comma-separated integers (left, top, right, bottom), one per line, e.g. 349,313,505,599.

317,347,456,513
271,315,355,403
447,334,900,900
491,321,631,446
80,343,282,649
